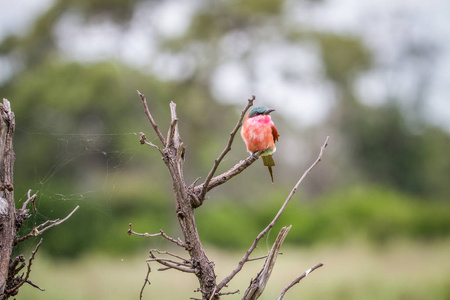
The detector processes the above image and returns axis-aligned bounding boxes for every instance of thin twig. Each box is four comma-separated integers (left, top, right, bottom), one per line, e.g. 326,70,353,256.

151,249,191,263
189,177,201,192
25,279,45,291
147,257,192,267
6,239,44,295
246,252,283,262
21,189,38,211
199,95,255,203
137,91,166,147
217,136,329,291
139,132,163,154
217,290,240,296
193,152,261,206
15,205,80,244
243,226,291,300
209,286,217,300
276,262,324,300
127,224,189,249
149,250,195,273
140,262,151,300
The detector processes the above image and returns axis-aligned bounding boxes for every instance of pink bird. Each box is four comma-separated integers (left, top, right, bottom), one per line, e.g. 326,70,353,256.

241,107,279,182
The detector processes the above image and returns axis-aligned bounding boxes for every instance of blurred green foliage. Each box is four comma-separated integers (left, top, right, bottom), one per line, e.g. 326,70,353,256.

318,33,372,84
197,185,449,250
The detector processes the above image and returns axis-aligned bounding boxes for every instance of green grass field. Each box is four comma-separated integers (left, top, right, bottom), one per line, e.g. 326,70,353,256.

18,239,450,300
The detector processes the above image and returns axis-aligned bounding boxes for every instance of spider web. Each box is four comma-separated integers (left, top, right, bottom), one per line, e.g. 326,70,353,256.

14,127,146,227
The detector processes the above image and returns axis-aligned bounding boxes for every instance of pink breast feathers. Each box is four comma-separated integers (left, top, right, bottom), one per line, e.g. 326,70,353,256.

242,115,275,153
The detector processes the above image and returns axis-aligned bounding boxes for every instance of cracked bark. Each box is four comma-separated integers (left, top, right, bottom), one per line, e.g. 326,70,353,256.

0,99,16,298
162,102,217,299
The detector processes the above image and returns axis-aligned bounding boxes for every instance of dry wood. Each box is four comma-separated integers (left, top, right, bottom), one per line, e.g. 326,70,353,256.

134,93,328,299
0,99,16,298
242,226,291,300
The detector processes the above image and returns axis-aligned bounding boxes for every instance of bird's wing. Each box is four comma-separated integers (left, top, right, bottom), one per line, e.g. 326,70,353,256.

271,125,279,142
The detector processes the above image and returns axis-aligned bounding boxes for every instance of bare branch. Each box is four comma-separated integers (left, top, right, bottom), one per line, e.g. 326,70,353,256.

15,205,80,244
150,249,191,263
243,226,291,300
149,250,195,273
9,255,25,277
25,279,44,291
147,257,192,268
209,286,217,300
217,136,329,291
192,152,261,206
198,95,256,203
127,224,189,249
140,263,151,300
6,239,44,295
21,189,38,211
139,132,163,154
276,262,324,300
217,290,240,296
246,252,283,262
137,91,166,147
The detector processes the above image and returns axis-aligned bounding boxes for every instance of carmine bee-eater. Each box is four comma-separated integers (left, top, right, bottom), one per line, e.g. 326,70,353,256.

241,107,279,182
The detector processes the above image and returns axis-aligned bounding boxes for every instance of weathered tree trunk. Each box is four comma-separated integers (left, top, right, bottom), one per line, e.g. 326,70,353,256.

0,99,78,299
0,99,16,298
161,103,217,299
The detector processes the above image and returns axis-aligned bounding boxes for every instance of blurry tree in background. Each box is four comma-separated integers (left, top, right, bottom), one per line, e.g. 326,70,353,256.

0,0,449,258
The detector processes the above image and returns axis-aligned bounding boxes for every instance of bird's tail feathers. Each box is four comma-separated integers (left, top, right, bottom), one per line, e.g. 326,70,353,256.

262,155,275,167
262,155,275,183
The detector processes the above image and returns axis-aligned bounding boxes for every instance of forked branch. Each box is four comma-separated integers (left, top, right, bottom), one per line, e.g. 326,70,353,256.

192,151,261,203
127,223,188,249
134,92,328,300
199,96,255,203
137,90,166,147
6,239,44,296
217,136,329,292
242,226,292,300
15,205,80,244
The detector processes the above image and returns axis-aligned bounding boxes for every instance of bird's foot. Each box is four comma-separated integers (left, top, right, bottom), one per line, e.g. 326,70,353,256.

251,151,261,159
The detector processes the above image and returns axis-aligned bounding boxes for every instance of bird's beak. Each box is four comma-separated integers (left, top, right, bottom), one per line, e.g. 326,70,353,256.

264,108,275,115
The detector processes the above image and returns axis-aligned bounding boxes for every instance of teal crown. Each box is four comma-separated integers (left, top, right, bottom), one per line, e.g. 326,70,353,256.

249,107,275,118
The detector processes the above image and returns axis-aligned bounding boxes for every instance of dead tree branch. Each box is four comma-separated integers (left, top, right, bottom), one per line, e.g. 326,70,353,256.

242,225,291,300
140,262,151,300
192,152,260,205
135,94,220,299
133,92,328,300
216,136,329,292
137,91,166,146
149,250,195,273
21,189,38,211
15,205,80,244
199,95,255,203
127,224,188,249
276,262,324,300
5,239,44,297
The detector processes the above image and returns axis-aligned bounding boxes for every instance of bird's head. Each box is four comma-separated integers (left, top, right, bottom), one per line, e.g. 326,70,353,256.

248,107,276,118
